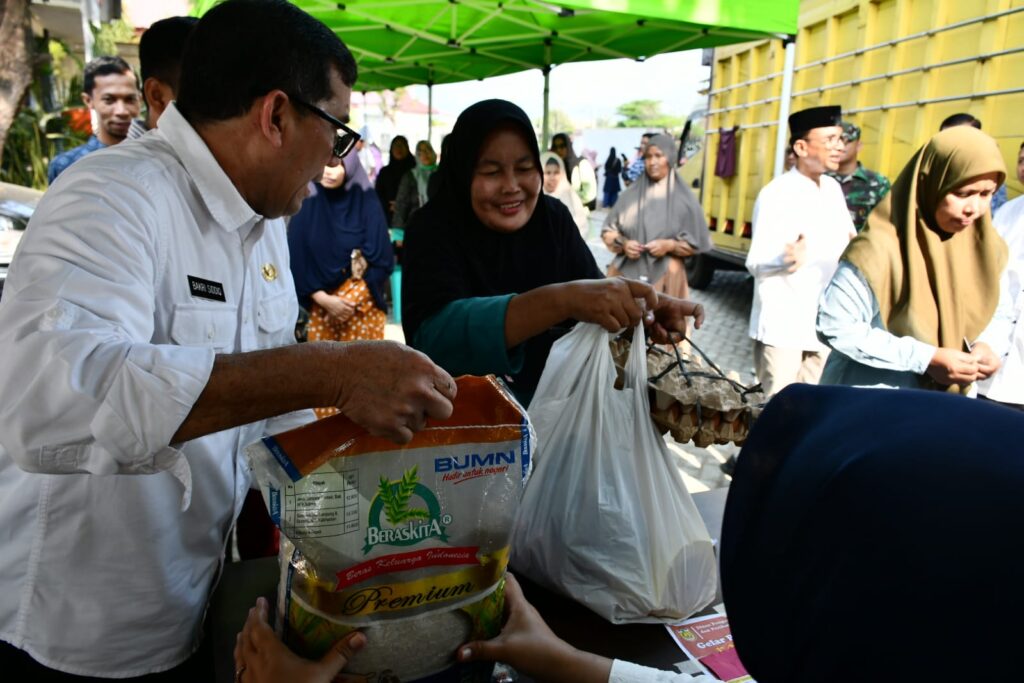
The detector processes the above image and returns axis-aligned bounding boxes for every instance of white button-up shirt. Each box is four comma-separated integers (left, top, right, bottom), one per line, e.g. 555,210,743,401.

0,103,312,676
746,168,853,351
979,196,1024,404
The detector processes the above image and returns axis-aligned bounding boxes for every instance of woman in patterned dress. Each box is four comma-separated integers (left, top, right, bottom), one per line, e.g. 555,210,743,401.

288,152,394,418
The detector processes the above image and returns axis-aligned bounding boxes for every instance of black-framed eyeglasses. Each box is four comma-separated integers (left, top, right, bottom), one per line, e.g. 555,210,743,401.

291,96,360,159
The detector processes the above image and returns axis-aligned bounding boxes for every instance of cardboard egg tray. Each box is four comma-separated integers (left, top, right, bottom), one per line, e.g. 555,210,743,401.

610,336,766,448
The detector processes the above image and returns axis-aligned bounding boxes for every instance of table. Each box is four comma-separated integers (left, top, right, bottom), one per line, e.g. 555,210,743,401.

208,486,729,681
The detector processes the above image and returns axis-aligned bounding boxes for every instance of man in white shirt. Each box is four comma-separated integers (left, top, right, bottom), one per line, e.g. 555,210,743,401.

0,1,454,679
745,106,854,395
979,140,1024,408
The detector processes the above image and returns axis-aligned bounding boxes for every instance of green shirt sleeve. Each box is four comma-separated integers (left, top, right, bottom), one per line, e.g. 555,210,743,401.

411,295,526,377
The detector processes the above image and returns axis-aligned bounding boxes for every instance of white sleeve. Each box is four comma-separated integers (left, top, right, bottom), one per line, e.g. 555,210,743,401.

609,659,712,683
816,262,935,373
0,168,213,487
745,190,792,277
976,265,1019,359
264,409,317,437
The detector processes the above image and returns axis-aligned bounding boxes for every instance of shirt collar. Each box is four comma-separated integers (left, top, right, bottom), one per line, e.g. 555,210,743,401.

789,166,826,190
156,102,262,233
86,136,106,150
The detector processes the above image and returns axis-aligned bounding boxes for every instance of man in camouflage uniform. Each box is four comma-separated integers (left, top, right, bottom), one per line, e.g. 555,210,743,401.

827,121,891,232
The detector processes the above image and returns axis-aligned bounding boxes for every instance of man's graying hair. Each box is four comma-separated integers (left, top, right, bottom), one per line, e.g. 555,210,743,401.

176,0,357,124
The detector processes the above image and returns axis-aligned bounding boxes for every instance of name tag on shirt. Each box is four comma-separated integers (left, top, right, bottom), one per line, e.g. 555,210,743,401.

187,275,226,302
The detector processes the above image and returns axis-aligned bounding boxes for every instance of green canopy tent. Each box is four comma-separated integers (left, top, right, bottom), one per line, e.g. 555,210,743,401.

194,0,798,146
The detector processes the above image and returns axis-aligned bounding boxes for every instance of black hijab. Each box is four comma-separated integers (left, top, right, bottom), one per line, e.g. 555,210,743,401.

604,146,621,173
551,132,581,184
722,384,1024,682
402,99,601,402
374,135,416,223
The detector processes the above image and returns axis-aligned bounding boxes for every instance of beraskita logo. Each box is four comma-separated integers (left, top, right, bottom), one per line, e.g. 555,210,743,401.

363,466,450,554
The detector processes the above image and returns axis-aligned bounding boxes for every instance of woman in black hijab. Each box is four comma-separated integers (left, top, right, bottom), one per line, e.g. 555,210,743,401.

402,99,704,405
603,146,623,208
374,135,415,225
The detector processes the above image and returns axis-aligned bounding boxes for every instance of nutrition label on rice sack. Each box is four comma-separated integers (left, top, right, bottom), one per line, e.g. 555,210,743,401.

247,376,535,681
280,470,361,538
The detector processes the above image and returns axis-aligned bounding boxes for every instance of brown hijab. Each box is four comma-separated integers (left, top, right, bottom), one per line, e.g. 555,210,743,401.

842,126,1007,393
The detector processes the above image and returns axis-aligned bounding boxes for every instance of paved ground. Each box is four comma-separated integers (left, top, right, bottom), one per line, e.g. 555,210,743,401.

583,211,756,492
388,209,755,494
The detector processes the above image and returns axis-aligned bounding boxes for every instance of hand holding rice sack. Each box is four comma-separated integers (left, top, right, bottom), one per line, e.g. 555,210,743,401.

234,596,367,683
245,376,534,682
401,99,706,405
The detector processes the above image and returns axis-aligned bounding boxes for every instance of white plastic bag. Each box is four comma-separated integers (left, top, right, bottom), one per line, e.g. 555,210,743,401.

511,322,718,623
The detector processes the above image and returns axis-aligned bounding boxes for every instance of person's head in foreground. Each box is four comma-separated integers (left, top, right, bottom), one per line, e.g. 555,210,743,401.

721,383,1024,681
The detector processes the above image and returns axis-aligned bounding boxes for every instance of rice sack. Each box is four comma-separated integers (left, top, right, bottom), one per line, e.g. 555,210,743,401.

246,375,533,682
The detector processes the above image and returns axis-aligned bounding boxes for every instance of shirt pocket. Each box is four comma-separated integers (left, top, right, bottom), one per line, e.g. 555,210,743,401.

169,303,236,352
257,290,293,335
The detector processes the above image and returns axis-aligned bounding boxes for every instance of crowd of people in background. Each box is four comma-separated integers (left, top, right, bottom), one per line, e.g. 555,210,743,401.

3,0,1023,680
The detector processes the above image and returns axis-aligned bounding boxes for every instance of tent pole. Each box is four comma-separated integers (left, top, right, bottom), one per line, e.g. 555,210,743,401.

542,41,552,149
427,80,434,146
772,35,797,178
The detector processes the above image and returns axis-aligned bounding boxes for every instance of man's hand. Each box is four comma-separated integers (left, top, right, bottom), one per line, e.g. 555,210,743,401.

456,575,612,683
970,341,1001,380
784,234,807,272
312,290,355,323
560,278,658,333
330,341,456,444
646,294,705,344
234,597,367,683
927,348,979,387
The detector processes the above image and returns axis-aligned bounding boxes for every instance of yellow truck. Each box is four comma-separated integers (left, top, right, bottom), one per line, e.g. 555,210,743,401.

688,0,1024,288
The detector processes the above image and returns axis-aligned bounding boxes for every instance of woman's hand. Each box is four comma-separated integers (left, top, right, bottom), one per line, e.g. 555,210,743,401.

456,575,612,683
601,229,621,251
644,239,673,258
622,240,645,260
560,278,658,333
643,239,696,259
970,342,1001,379
312,290,356,323
646,294,705,344
602,230,644,259
234,597,367,683
927,348,979,387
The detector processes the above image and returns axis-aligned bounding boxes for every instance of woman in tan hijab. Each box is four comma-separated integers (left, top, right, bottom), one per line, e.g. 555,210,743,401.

601,133,711,299
816,125,1011,394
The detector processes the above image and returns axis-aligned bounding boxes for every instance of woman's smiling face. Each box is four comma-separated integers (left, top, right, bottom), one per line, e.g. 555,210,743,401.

470,125,541,233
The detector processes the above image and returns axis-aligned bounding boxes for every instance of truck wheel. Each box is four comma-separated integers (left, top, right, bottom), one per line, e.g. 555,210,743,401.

686,254,715,290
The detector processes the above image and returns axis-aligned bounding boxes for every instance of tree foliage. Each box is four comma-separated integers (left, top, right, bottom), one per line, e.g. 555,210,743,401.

0,0,35,170
615,99,684,130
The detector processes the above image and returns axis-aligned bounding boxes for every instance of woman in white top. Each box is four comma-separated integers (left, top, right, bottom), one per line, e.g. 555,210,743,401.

552,132,598,210
541,151,590,236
